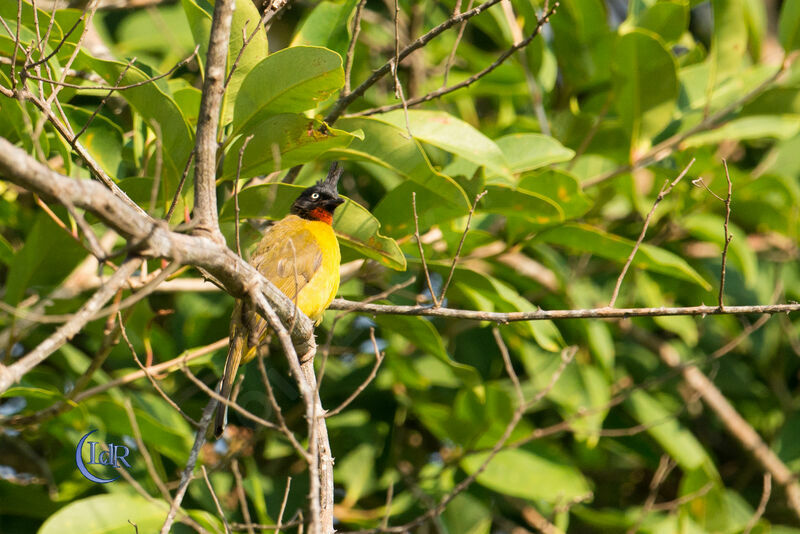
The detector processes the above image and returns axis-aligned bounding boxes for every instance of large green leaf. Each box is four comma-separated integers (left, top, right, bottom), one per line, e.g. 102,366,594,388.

518,170,592,220
4,211,87,306
709,0,747,86
223,0,270,125
71,49,194,204
612,30,678,158
376,315,481,386
536,223,711,290
461,444,592,502
379,110,509,175
550,0,612,90
625,389,709,469
481,184,564,227
38,494,168,534
329,117,471,237
61,105,124,179
681,115,800,148
291,0,360,57
779,0,800,52
634,0,688,43
221,114,359,179
232,46,344,137
220,183,406,270
495,133,575,175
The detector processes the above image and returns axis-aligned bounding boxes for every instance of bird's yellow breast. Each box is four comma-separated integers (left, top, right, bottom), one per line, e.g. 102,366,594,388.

250,214,341,324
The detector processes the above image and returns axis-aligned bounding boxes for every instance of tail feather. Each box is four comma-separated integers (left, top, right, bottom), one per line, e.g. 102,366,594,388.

215,303,247,438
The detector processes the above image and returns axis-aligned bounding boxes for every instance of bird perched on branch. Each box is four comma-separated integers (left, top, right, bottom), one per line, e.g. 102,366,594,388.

215,162,345,438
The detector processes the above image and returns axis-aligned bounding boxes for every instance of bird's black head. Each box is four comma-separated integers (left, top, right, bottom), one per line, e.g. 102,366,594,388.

290,162,345,224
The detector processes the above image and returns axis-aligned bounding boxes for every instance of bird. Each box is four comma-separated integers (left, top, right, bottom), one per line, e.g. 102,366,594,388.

214,162,345,438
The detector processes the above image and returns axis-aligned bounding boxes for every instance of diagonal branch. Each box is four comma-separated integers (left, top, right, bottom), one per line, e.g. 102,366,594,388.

0,257,141,394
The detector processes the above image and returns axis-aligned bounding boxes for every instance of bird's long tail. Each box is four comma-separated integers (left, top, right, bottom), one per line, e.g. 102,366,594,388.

215,301,246,438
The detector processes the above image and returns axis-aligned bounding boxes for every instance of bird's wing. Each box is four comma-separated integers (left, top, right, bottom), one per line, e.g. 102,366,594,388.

250,218,324,302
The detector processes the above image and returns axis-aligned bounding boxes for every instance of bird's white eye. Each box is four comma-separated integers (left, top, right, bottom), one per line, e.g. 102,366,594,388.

311,192,320,200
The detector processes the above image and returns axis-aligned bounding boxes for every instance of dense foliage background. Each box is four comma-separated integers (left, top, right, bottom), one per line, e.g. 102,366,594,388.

2,0,800,532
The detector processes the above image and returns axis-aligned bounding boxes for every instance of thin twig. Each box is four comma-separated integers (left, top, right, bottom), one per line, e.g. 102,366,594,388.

719,160,733,309
232,460,255,534
73,57,136,144
608,158,695,307
120,312,200,428
412,192,439,306
276,477,293,534
439,190,486,304
743,473,771,534
582,58,793,189
627,455,674,534
346,4,556,118
344,0,367,95
201,465,231,534
326,327,384,417
234,134,255,257
23,47,199,91
442,0,472,87
325,0,515,124
122,398,173,503
166,149,195,222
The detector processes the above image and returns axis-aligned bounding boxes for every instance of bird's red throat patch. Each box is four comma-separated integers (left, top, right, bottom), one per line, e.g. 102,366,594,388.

309,207,333,225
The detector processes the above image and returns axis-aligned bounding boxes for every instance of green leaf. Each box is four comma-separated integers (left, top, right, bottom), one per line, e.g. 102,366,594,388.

4,211,87,306
181,0,212,67
495,133,575,174
624,389,708,469
335,443,376,506
375,315,482,387
779,0,800,52
232,46,344,137
518,170,592,220
441,493,492,534
634,0,688,43
221,115,358,179
222,0,270,125
329,117,470,237
72,49,194,203
61,105,124,179
681,115,800,147
220,183,406,270
291,0,360,57
536,223,711,290
481,184,564,227
709,0,747,85
613,30,678,158
461,444,592,502
0,233,13,266
38,494,168,534
379,110,509,175
550,0,613,90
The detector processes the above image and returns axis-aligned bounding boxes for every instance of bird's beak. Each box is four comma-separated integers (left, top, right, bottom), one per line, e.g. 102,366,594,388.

329,197,345,209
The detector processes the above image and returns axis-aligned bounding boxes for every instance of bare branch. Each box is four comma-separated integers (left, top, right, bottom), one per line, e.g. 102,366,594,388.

232,459,255,534
329,299,800,322
743,473,771,534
